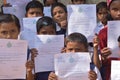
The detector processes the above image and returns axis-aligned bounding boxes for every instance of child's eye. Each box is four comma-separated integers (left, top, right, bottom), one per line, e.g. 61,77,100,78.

11,30,16,33
30,12,34,15
1,31,8,35
59,11,64,14
68,48,73,51
112,8,118,11
41,31,47,35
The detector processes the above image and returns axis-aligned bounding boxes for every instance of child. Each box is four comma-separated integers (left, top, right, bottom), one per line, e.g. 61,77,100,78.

95,2,108,34
98,0,120,80
26,16,57,80
0,14,26,80
25,1,44,17
0,14,20,39
43,0,58,7
48,33,102,80
71,0,86,4
51,2,67,35
36,16,56,35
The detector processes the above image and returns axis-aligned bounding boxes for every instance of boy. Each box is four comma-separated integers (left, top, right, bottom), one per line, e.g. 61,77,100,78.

71,0,86,4
51,2,67,35
25,1,44,17
48,33,102,80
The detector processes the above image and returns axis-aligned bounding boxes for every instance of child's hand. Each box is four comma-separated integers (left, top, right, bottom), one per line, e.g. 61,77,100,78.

48,72,58,80
88,70,97,80
26,60,34,72
93,34,99,48
30,48,38,60
101,47,111,60
58,20,67,29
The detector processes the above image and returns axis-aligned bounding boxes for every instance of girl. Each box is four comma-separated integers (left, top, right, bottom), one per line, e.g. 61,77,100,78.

0,14,20,39
0,14,27,80
98,0,120,80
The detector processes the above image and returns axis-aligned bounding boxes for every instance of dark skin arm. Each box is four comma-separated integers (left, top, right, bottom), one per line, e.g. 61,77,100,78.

93,34,101,69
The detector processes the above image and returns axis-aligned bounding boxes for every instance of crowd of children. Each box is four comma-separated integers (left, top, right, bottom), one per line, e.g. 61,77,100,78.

0,0,120,80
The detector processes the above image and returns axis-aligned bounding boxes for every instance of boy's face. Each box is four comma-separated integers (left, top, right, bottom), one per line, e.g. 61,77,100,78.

65,41,88,53
97,8,108,24
0,22,19,39
44,0,56,7
72,0,85,4
38,25,56,35
52,6,67,24
109,0,120,20
26,8,44,17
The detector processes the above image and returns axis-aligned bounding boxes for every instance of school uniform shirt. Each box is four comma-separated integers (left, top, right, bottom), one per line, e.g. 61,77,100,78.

35,71,52,80
98,27,108,80
98,27,108,50
56,23,67,36
94,22,104,34
101,57,120,80
94,66,102,80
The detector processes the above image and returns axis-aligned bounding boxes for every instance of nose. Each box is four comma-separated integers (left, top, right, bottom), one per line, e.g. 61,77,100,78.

6,33,12,39
117,10,120,16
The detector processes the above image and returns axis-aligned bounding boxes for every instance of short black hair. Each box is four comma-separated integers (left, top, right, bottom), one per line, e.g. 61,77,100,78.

43,0,58,5
36,16,56,34
66,32,88,49
97,2,107,13
51,2,67,17
0,14,20,31
26,1,44,13
71,0,86,3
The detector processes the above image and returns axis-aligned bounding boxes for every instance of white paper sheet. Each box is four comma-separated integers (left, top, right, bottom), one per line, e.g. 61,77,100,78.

111,60,120,80
35,35,64,72
44,6,51,17
20,30,37,49
67,4,97,42
0,39,27,79
3,6,25,30
23,17,40,33
54,52,91,80
20,17,41,49
6,0,31,6
108,21,120,57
